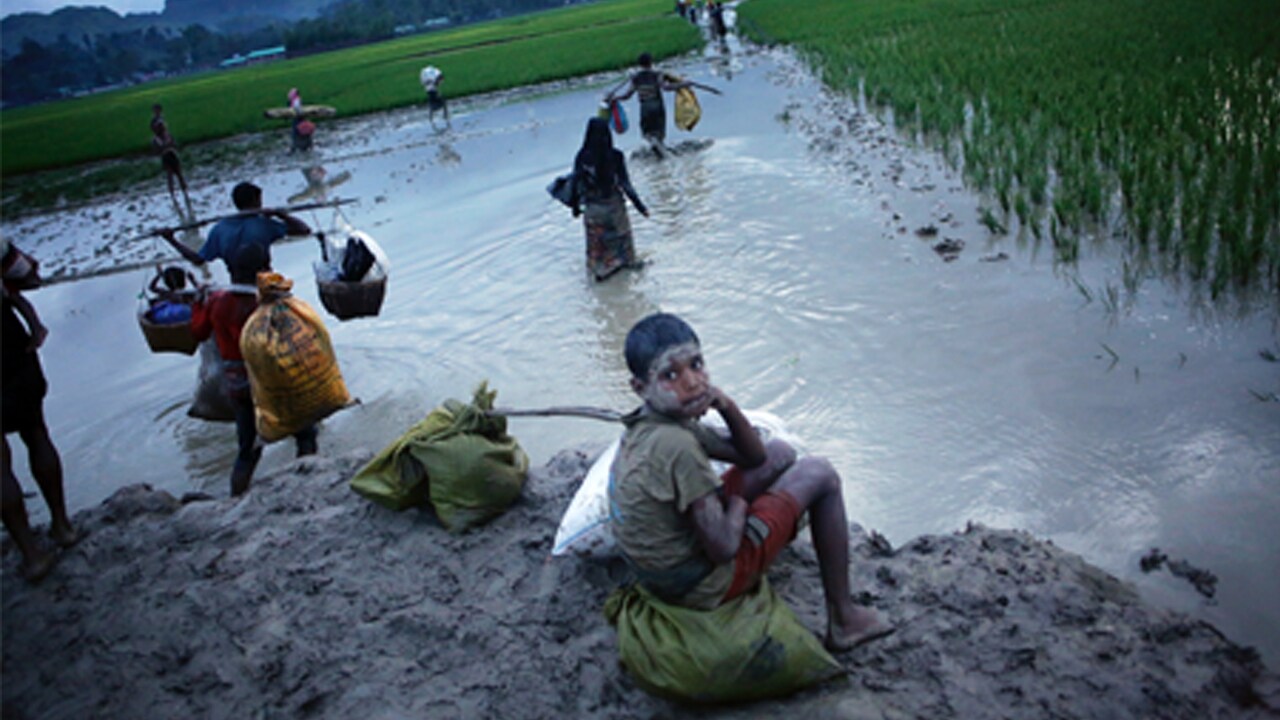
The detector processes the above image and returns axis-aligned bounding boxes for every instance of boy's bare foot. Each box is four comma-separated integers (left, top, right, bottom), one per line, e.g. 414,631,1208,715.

21,549,58,584
50,524,82,549
825,605,894,653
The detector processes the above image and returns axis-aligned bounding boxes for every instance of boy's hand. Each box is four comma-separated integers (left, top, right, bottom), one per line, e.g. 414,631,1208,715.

27,323,48,352
686,385,731,418
706,386,734,412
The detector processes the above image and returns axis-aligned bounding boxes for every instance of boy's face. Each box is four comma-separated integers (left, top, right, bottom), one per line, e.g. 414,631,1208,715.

632,341,709,418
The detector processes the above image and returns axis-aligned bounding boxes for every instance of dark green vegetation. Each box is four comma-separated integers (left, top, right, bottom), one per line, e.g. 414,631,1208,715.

0,1,602,107
0,0,695,179
740,0,1280,298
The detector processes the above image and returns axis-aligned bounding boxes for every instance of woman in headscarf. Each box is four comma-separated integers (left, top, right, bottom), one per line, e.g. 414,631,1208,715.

570,117,650,281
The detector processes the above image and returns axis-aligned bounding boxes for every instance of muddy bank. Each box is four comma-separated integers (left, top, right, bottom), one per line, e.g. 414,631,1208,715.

3,449,1276,719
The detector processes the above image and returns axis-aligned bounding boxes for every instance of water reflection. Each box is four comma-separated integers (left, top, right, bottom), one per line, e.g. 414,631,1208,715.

587,269,661,386
288,165,353,204
4,49,1278,666
435,142,462,167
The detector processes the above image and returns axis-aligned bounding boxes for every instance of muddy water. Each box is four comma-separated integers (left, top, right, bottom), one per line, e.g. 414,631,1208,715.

4,47,1278,664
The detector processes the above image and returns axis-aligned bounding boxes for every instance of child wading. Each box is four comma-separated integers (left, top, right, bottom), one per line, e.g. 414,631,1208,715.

609,52,720,157
569,117,649,281
609,313,894,651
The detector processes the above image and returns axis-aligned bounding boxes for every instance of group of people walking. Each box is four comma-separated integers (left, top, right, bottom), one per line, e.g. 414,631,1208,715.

8,40,711,583
566,52,719,282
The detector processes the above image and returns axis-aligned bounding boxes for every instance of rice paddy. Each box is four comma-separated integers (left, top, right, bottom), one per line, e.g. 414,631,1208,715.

0,0,696,178
739,0,1280,299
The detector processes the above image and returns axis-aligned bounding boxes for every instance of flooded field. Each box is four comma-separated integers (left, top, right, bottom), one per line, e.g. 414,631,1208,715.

4,44,1278,664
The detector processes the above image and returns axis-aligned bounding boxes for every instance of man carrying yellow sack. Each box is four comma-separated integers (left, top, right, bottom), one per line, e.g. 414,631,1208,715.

240,270,351,462
192,245,348,491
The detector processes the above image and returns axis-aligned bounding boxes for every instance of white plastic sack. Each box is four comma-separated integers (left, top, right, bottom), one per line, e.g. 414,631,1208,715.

552,409,801,558
187,338,235,422
313,225,391,284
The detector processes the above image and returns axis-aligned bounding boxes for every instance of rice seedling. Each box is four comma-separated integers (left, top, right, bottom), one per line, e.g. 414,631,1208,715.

740,0,1280,301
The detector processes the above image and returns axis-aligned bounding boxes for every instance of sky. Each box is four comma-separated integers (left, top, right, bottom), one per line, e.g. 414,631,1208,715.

2,1,164,18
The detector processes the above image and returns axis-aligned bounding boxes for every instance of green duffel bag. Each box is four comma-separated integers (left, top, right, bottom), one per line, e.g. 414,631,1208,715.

351,382,528,532
604,577,844,704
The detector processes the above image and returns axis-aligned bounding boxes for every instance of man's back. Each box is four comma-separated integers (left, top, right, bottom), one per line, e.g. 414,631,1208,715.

200,216,287,266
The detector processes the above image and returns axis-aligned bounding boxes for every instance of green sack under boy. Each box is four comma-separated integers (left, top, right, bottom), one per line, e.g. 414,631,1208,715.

604,577,844,703
350,382,528,532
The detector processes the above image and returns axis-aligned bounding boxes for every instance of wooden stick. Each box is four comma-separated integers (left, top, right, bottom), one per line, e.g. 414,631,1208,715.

129,197,358,242
488,406,622,423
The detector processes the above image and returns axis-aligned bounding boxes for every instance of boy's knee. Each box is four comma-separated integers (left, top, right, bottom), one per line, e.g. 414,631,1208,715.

764,439,797,474
795,456,840,492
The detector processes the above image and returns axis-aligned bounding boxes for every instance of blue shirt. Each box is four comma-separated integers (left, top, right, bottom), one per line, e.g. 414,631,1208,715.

199,215,289,266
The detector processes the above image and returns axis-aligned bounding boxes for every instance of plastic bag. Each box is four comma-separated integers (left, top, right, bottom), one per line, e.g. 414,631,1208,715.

604,578,843,703
341,235,376,282
314,227,389,284
187,339,235,422
552,410,799,558
609,99,629,134
546,172,576,209
350,382,528,532
674,86,701,131
147,300,193,324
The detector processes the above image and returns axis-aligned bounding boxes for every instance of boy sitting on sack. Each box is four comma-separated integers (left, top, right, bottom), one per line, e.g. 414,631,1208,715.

609,312,892,651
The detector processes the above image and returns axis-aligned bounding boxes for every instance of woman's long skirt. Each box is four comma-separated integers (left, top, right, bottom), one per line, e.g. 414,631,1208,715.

583,194,637,281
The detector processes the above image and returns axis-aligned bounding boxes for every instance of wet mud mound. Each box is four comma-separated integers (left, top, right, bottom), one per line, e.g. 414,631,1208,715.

3,449,1276,719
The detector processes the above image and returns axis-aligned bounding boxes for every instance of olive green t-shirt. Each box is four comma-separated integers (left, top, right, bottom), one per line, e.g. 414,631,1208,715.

609,405,737,610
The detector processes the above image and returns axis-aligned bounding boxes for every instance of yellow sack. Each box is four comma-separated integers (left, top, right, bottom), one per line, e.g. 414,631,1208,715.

241,272,351,442
674,85,701,132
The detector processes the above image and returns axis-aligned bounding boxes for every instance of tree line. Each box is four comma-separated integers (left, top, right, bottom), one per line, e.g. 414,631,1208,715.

2,0,582,107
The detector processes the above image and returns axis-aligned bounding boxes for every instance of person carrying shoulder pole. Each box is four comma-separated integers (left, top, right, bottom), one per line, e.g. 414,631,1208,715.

160,181,310,274
608,52,720,157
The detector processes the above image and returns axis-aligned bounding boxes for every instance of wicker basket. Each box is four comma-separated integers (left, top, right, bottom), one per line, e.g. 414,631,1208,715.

138,311,199,355
317,277,386,321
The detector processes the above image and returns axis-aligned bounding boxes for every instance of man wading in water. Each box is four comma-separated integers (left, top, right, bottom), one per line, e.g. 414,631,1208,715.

151,104,192,208
609,53,720,157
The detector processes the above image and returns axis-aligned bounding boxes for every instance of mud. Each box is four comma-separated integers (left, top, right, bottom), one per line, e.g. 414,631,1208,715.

2,448,1276,719
2,27,1278,700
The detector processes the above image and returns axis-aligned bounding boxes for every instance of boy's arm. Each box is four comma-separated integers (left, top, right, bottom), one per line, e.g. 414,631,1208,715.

270,210,311,237
698,387,767,469
664,75,722,95
690,491,747,564
159,229,206,266
615,156,649,217
689,80,722,95
609,78,637,102
8,291,48,351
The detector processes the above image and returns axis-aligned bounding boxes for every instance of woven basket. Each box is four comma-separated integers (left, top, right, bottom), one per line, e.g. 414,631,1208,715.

317,277,386,321
138,312,199,355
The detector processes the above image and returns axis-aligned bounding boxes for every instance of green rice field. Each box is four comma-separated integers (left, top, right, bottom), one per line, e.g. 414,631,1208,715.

0,0,696,177
740,0,1280,298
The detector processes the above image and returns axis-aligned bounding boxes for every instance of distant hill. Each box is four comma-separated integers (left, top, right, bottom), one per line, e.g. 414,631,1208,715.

1,1,332,57
2,7,165,56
